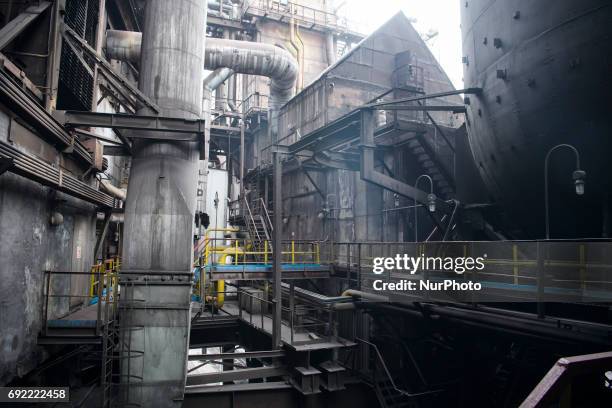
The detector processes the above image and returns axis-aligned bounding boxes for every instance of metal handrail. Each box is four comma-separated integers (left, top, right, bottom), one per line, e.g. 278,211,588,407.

520,351,612,407
355,337,442,398
259,197,274,234
201,237,322,265
243,196,263,244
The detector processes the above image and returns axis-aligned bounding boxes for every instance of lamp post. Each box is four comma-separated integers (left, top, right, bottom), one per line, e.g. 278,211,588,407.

414,174,437,242
544,144,586,239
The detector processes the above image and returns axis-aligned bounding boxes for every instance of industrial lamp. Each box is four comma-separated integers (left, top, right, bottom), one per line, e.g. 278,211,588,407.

427,193,437,213
414,174,436,242
544,144,585,239
573,170,586,196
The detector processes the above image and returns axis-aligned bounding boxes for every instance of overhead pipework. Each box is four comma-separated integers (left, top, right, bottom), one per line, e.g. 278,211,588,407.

205,37,298,139
104,29,141,65
105,31,299,140
202,67,234,117
99,179,126,201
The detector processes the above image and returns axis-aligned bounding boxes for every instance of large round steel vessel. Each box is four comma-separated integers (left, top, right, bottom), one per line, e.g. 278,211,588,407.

461,0,612,238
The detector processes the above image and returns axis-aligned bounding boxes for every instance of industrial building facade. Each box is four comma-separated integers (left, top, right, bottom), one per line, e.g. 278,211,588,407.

1,1,611,407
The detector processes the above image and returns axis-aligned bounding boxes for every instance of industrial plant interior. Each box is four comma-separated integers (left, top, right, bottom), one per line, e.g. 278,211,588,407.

1,0,612,407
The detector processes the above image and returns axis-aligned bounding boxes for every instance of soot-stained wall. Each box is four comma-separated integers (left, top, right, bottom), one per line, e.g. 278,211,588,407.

0,108,96,385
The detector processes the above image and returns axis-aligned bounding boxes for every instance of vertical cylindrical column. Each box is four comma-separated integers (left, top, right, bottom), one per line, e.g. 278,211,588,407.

120,0,207,406
272,150,282,348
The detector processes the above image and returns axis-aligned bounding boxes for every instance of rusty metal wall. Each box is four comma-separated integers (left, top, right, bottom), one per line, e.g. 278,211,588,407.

264,13,463,248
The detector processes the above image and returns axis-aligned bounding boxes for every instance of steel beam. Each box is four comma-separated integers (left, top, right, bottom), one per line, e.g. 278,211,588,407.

365,87,482,108
188,350,285,361
370,105,466,113
0,53,44,99
56,111,206,141
0,2,51,50
209,270,330,281
186,366,288,386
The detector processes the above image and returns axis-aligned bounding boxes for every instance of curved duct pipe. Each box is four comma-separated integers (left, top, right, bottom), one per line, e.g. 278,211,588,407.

205,37,298,139
104,30,141,64
99,179,127,201
105,31,298,140
204,67,234,93
203,67,234,116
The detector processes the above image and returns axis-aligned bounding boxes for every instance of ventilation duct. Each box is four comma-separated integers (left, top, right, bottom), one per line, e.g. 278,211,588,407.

105,31,298,139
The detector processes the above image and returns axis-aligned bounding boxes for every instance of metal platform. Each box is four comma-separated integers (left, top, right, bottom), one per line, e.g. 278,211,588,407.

207,263,331,280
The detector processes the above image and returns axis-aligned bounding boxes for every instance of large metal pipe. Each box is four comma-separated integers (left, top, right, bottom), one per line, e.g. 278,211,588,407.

105,29,141,64
203,67,234,116
105,30,141,62
105,31,298,140
99,179,126,201
205,38,297,139
203,68,233,93
118,0,207,406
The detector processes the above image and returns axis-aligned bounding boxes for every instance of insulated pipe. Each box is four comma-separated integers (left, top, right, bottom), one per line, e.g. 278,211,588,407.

105,30,141,64
341,289,389,303
203,67,234,116
99,179,126,201
204,68,234,94
105,29,141,63
204,37,298,139
105,31,298,140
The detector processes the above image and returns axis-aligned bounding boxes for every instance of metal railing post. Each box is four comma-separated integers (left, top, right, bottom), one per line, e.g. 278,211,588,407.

289,283,295,344
537,241,545,318
264,240,268,264
291,240,295,264
357,243,362,290
96,267,103,336
43,271,51,336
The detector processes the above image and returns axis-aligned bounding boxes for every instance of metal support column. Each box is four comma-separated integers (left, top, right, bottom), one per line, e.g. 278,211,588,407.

240,119,245,198
272,150,282,348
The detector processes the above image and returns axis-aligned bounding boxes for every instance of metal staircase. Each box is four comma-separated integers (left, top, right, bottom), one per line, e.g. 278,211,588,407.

243,198,273,260
406,134,455,199
356,338,437,408
375,378,419,408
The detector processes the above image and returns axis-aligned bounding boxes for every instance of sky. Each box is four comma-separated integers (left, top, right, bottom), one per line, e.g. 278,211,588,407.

336,0,464,88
